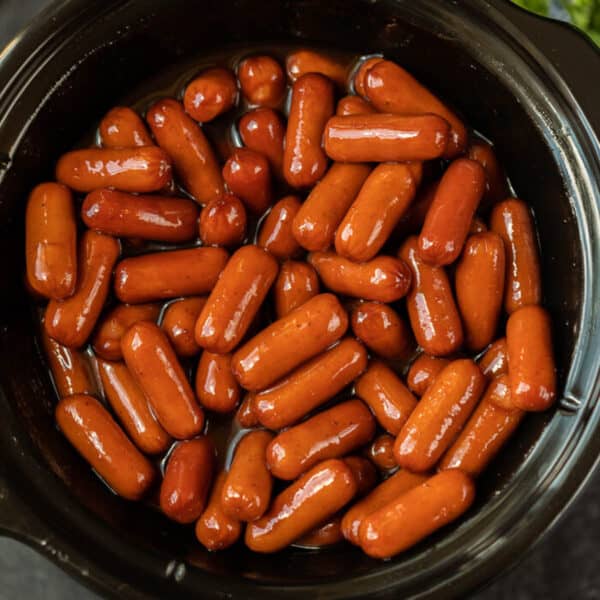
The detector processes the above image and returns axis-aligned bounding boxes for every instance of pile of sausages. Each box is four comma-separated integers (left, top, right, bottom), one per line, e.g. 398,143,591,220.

25,48,557,559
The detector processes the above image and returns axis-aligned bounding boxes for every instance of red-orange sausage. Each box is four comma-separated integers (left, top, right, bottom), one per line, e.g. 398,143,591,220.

45,231,120,348
121,321,204,439
506,305,556,411
183,68,237,122
257,196,302,260
238,108,285,178
467,139,508,206
56,146,172,193
418,159,486,266
478,338,508,378
399,236,463,356
232,293,348,391
266,399,375,480
367,434,397,471
235,393,259,428
161,297,207,357
146,98,224,204
359,470,475,558
194,245,278,354
99,106,153,148
245,459,357,553
344,456,378,497
114,247,228,304
283,73,334,188
484,374,515,411
286,50,348,87
26,183,77,300
254,338,367,430
407,354,449,397
394,359,486,472
199,193,247,247
222,148,272,214
295,516,344,548
81,189,198,242
309,251,412,303
273,260,320,318
238,55,285,107
160,437,214,523
195,351,241,413
353,57,384,98
336,95,376,116
56,394,155,500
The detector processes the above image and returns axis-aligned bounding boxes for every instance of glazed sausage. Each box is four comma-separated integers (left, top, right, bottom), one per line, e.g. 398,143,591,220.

56,146,172,193
114,247,228,304
308,251,412,303
26,182,77,300
238,55,285,107
483,374,515,411
358,470,475,558
92,303,161,361
341,469,427,546
439,376,525,476
254,338,367,429
418,159,486,266
82,189,199,242
478,337,508,378
221,430,274,521
146,98,224,204
195,351,241,413
245,459,357,553
266,399,375,480
97,359,172,455
257,196,302,260
399,236,463,356
394,359,486,472
195,471,242,551
367,434,397,471
292,162,371,252
235,393,259,428
455,232,505,351
407,354,449,397
364,60,467,157
283,73,334,188
99,106,153,148
506,305,556,411
55,394,155,500
336,163,420,262
336,95,376,116
353,57,384,98
286,50,348,87
222,148,272,214
160,437,214,523
344,456,378,496
355,361,418,435
273,260,320,318
467,139,508,206
45,231,120,348
231,293,348,391
324,114,449,163
194,245,278,354
490,198,542,314
295,516,344,548
121,321,204,439
162,297,207,357
183,68,237,122
199,194,247,247
238,108,285,177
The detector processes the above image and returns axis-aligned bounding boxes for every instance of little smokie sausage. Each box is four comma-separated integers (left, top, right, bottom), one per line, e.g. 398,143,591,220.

364,60,467,158
467,139,508,206
336,95,376,116
358,470,475,558
245,459,357,553
478,337,508,378
238,108,285,177
238,55,285,107
506,305,556,411
308,252,411,303
254,338,367,430
490,198,542,314
407,354,449,397
195,351,241,413
97,359,172,455
221,430,274,521
257,196,302,260
483,374,515,411
367,434,397,471
160,437,214,523
355,361,418,435
194,245,278,354
353,57,384,97
45,231,120,348
56,394,155,500
324,114,449,163
56,146,172,193
183,68,237,122
283,73,334,188
81,189,199,242
292,162,371,252
273,260,320,318
266,399,375,480
146,98,224,204
399,236,463,356
335,163,419,262
418,159,486,266
222,148,272,214
286,50,348,87
162,297,207,357
235,393,260,428
114,247,228,304
455,232,505,351
394,359,486,472
295,517,344,548
232,293,348,391
99,106,153,148
121,321,204,439
199,194,247,247
26,182,77,300
344,456,378,497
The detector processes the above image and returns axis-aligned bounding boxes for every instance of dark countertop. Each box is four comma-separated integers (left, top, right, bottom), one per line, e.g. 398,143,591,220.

1,1,599,598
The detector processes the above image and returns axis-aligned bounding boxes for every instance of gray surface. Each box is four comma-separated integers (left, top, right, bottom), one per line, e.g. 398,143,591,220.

1,1,599,598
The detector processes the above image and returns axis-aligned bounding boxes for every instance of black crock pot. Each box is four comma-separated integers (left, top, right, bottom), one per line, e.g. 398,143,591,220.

1,1,599,598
